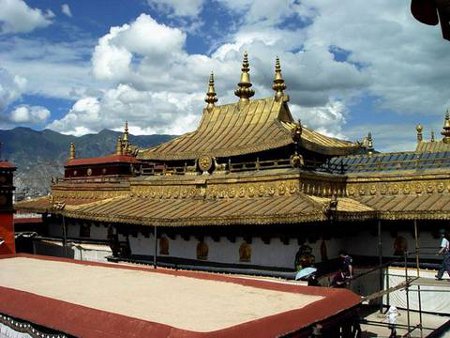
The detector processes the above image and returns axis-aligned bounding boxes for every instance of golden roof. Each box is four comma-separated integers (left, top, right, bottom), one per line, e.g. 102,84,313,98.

415,110,450,152
357,193,450,220
416,140,450,152
138,97,358,161
19,194,328,226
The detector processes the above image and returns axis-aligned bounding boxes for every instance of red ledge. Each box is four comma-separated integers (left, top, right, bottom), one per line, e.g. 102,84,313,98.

65,154,140,167
0,254,361,338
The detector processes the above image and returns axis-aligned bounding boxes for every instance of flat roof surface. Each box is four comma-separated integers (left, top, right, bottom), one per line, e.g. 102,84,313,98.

0,255,360,338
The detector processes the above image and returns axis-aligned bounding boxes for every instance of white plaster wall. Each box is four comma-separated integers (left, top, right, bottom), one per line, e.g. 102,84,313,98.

129,234,154,255
90,225,108,239
72,247,111,262
66,222,80,238
129,233,349,269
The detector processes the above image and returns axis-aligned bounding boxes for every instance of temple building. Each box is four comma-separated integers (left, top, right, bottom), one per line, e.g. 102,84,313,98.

16,53,450,295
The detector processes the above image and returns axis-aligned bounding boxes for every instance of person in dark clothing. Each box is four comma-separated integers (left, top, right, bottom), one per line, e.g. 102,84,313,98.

330,269,347,288
339,250,354,278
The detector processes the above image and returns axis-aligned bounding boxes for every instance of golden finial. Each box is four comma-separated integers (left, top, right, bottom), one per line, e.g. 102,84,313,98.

431,130,435,142
123,121,129,144
116,137,123,155
205,72,218,111
441,110,450,143
367,132,374,155
69,142,76,160
416,124,423,142
272,57,287,101
234,51,255,102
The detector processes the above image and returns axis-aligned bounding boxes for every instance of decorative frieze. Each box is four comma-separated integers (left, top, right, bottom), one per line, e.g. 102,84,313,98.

346,179,450,197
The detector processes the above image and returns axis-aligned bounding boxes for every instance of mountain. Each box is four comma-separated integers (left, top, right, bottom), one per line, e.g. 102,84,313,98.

0,128,174,199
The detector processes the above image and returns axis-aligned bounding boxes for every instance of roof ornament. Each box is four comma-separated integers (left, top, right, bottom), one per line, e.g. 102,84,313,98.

431,130,435,142
441,110,450,143
205,72,218,111
122,121,129,147
272,57,288,101
116,137,123,155
234,51,255,103
69,142,76,160
416,124,423,142
367,132,374,155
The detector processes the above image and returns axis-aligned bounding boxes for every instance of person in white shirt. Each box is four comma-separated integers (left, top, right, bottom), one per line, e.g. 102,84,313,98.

385,305,400,337
435,229,450,280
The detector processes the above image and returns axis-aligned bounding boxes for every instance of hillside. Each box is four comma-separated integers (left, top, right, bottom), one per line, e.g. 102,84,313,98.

0,128,173,199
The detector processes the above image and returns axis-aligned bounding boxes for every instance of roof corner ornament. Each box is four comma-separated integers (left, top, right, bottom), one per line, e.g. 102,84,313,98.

290,119,304,168
69,142,76,160
441,110,450,143
416,124,423,142
234,51,255,103
272,57,288,102
205,72,218,111
116,137,123,155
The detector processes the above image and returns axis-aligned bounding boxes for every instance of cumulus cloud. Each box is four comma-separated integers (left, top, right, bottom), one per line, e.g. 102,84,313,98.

0,0,54,34
10,105,50,124
61,4,72,17
92,14,186,82
0,67,26,112
298,0,450,116
146,0,204,18
47,84,203,136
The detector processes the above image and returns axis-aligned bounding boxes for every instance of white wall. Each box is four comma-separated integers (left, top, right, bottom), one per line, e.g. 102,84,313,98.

128,232,348,269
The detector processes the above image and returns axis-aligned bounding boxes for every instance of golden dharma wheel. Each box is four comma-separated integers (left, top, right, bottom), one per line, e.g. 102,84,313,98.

198,155,213,172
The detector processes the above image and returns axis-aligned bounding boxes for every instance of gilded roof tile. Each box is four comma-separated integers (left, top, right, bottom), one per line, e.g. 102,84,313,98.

58,194,329,226
138,97,359,161
416,140,450,152
357,193,450,219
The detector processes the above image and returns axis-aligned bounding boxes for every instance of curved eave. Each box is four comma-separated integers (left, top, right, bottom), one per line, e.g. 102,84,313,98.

62,210,329,227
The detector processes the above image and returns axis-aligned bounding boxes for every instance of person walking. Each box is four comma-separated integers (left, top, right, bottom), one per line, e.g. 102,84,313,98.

386,305,400,338
435,229,450,280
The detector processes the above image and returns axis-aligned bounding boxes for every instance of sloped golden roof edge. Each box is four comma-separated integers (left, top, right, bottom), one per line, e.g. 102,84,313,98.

61,209,329,227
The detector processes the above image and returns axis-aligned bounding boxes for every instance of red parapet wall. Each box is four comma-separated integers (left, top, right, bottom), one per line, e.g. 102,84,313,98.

0,214,15,254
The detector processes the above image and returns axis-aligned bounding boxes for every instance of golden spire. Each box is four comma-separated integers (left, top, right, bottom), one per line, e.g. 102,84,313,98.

116,137,123,155
441,110,450,143
205,72,218,111
367,132,374,155
272,57,287,101
234,51,255,102
416,124,423,142
123,121,129,144
69,142,76,160
431,130,435,142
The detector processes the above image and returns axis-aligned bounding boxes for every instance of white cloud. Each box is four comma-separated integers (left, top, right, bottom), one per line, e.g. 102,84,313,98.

92,14,186,82
47,84,203,136
0,37,96,100
0,67,26,112
10,105,50,124
290,100,348,139
146,0,204,17
298,1,450,116
61,4,72,17
0,0,54,34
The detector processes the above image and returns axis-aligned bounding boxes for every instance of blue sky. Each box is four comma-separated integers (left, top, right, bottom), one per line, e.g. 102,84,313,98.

0,0,449,152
